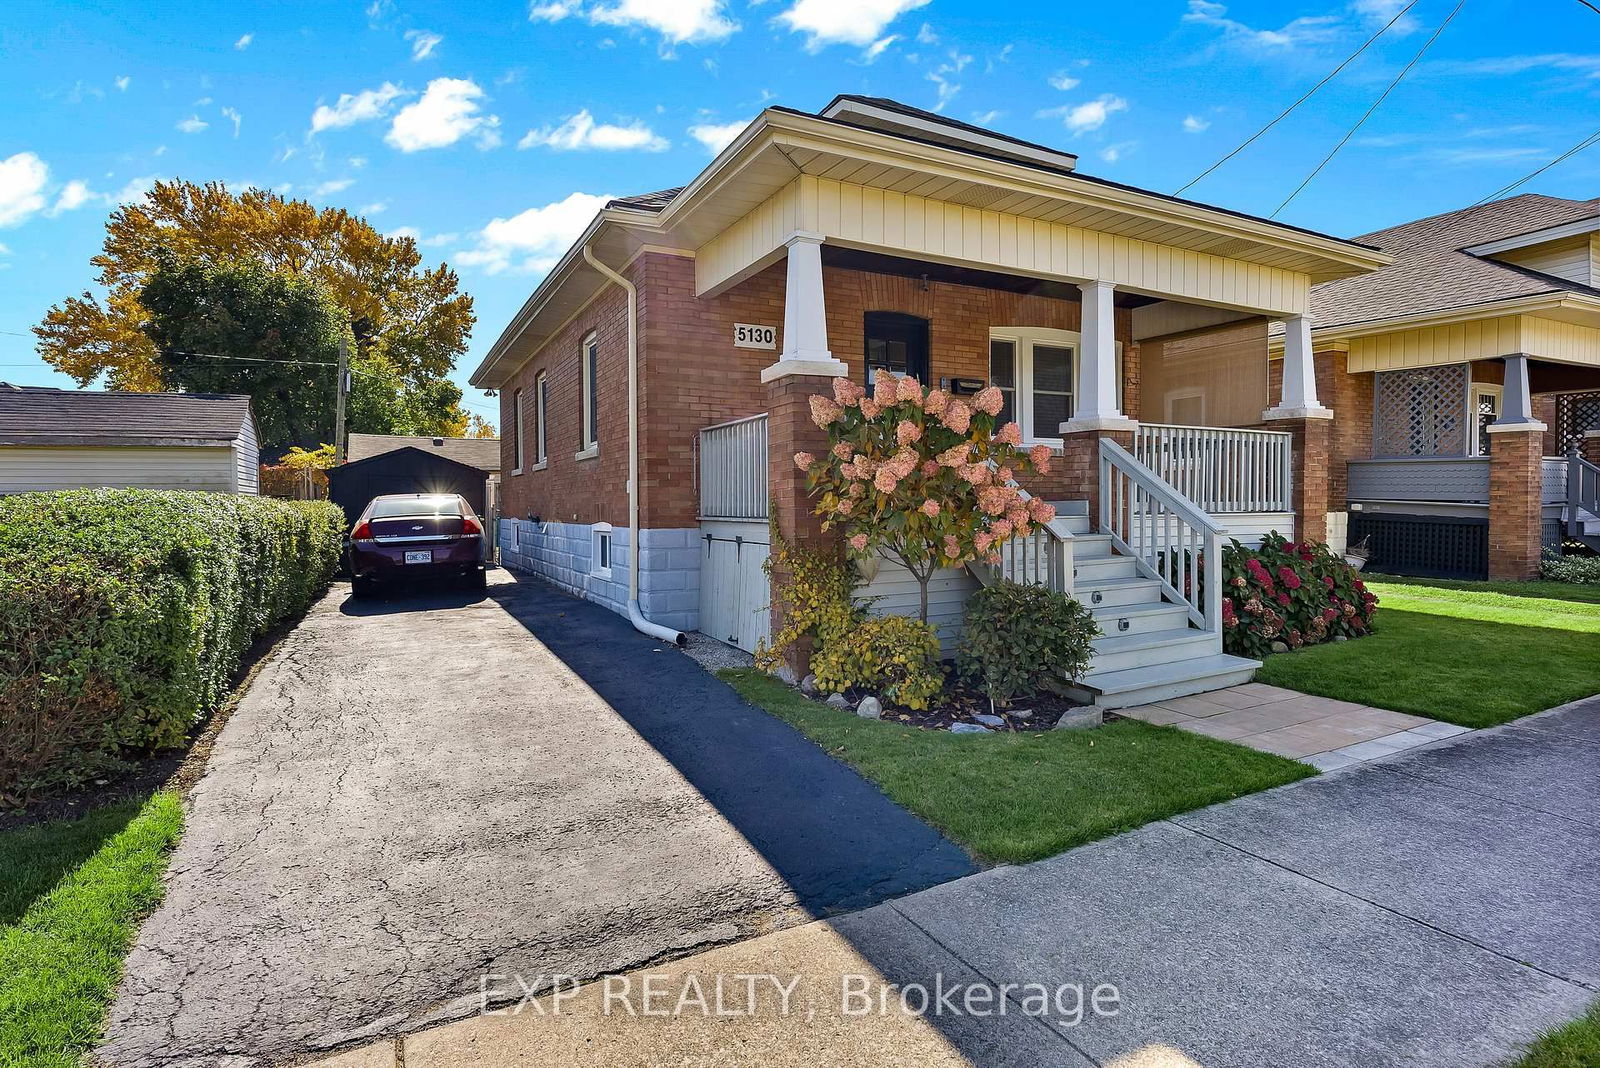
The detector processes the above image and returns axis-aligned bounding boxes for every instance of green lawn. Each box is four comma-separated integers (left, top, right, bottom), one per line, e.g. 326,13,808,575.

1508,1002,1600,1067
1256,577,1600,729
0,792,184,1068
719,669,1313,865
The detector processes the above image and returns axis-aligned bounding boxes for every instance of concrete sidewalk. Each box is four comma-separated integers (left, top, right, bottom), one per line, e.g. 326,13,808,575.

318,694,1599,1067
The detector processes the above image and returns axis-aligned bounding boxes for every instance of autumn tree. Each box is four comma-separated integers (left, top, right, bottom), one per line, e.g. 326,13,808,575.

34,179,475,398
796,373,1058,624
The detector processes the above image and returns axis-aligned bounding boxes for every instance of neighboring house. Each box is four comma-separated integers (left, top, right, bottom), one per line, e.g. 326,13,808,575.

327,434,500,526
0,384,259,495
1275,195,1600,578
470,95,1389,706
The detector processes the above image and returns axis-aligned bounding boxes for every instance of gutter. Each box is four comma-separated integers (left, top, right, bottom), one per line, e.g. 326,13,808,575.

581,243,686,647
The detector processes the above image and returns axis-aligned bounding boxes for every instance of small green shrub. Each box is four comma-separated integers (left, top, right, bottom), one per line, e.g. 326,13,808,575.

810,613,945,710
1220,533,1376,659
1541,548,1600,585
0,489,344,803
957,580,1099,707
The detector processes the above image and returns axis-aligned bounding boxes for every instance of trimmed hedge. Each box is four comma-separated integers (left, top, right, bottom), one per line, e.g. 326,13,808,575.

0,490,344,803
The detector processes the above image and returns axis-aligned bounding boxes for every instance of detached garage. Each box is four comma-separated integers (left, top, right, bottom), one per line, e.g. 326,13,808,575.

327,444,493,527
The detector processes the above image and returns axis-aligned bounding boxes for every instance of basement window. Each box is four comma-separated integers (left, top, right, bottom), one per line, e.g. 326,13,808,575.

592,522,613,579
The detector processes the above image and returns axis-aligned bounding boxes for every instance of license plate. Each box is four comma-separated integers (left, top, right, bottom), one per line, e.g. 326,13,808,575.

404,550,433,565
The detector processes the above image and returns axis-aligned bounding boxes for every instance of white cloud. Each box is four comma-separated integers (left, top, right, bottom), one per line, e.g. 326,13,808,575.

112,175,157,204
1060,94,1128,133
310,82,407,135
234,32,253,50
389,225,422,241
387,78,500,151
862,34,898,62
1099,140,1137,163
177,114,208,134
114,75,130,91
687,119,749,154
972,109,1002,125
1429,54,1600,79
221,106,242,137
915,22,937,45
405,29,443,60
359,201,388,214
1182,114,1210,133
0,154,48,228
777,0,930,50
456,191,613,274
1048,72,1081,91
50,179,95,215
533,1,737,45
1182,0,1340,49
519,110,668,151
926,50,973,110
1350,0,1418,35
313,178,355,196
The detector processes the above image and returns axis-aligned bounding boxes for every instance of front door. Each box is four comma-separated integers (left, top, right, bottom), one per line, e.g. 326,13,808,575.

864,312,930,387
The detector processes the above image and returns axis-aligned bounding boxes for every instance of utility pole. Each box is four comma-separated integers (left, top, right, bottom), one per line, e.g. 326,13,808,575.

333,335,350,463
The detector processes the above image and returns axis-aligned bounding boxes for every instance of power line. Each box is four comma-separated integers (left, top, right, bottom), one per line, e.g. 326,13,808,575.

1174,0,1423,195
1469,126,1600,205
1574,0,1600,14
1271,0,1466,217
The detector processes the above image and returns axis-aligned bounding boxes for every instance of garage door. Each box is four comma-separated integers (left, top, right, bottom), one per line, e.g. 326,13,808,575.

697,414,770,654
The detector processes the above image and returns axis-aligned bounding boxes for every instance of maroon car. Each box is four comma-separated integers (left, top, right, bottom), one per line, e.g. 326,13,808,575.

346,493,487,597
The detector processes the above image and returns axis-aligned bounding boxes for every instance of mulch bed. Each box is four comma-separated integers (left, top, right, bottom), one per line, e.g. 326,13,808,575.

838,680,1089,732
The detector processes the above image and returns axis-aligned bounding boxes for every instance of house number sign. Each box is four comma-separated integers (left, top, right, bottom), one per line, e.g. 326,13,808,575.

733,323,777,350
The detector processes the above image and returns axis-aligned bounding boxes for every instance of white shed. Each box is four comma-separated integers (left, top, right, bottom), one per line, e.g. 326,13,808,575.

0,384,260,495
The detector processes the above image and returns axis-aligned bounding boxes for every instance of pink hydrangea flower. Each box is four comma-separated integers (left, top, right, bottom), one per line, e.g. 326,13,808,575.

793,451,814,470
1027,498,1057,523
832,442,853,460
991,518,1013,537
835,499,854,515
832,377,865,407
1029,444,1053,472
896,420,922,445
920,498,942,517
940,399,972,434
859,398,880,418
995,421,1022,446
924,389,950,416
974,532,993,551
848,533,869,552
943,534,960,555
973,385,1005,416
959,463,990,485
874,468,899,493
873,372,899,407
921,460,940,476
978,485,1009,515
896,375,923,403
996,466,1014,483
809,395,843,429
936,443,970,467
848,481,867,499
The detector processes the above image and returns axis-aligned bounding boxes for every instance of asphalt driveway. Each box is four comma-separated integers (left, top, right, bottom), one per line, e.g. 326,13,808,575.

99,571,973,1067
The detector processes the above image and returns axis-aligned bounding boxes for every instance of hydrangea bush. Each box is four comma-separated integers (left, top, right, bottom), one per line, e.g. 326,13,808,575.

796,372,1057,623
1219,532,1377,659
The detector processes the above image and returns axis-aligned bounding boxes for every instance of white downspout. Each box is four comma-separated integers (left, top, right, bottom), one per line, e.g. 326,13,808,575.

582,243,686,646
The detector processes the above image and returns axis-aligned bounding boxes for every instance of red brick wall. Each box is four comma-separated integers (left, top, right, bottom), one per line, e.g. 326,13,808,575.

1488,429,1544,580
1267,348,1372,510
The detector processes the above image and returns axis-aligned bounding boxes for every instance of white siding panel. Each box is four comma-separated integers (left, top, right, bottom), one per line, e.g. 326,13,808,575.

234,417,260,494
857,557,979,655
0,446,237,494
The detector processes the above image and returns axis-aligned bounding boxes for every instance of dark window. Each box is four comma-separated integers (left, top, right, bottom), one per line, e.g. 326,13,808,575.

511,389,524,470
1033,344,1074,438
989,339,1016,424
863,312,930,387
582,336,599,449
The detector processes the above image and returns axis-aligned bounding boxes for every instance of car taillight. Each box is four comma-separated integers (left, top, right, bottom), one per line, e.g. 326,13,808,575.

351,522,372,540
460,516,481,535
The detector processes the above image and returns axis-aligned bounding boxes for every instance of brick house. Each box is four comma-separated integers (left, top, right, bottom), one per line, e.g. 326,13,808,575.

1271,195,1600,580
470,96,1392,706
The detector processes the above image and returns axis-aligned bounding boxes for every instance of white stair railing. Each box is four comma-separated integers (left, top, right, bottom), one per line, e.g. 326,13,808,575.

1567,445,1600,537
1100,437,1226,634
968,465,1073,594
1133,423,1292,514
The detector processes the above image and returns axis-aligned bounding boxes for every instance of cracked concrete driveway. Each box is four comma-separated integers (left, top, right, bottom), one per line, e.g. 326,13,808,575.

99,571,974,1067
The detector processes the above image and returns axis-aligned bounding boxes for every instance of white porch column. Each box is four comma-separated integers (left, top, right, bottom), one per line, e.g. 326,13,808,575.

1263,315,1332,421
1060,279,1136,433
1488,353,1546,432
761,231,846,383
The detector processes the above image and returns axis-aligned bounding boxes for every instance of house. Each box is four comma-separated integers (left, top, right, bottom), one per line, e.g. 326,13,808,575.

0,384,259,495
470,95,1390,706
327,434,499,527
1276,195,1600,579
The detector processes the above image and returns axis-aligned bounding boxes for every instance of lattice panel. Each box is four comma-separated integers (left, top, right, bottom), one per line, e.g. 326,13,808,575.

1373,365,1467,457
1349,512,1487,580
1555,391,1600,452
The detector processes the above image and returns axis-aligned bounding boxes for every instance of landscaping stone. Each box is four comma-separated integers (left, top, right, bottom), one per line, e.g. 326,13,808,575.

856,696,883,720
1270,641,1290,654
949,723,992,734
800,674,818,696
826,694,851,711
973,714,1005,727
1053,706,1105,731
1010,708,1034,720
775,665,800,687
1333,635,1348,643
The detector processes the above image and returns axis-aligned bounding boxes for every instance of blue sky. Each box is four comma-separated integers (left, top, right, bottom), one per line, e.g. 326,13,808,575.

3,0,1598,428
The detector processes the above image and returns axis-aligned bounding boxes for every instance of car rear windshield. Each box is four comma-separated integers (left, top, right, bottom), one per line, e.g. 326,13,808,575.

368,496,464,519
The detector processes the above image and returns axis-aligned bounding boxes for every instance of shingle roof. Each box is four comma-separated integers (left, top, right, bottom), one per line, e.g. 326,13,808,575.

345,433,500,472
606,188,683,213
0,385,253,446
1310,193,1600,331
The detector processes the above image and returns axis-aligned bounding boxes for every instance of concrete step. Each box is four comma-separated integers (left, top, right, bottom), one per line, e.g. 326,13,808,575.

1065,653,1261,710
1075,574,1164,610
1072,554,1139,583
1088,627,1219,674
1087,600,1192,636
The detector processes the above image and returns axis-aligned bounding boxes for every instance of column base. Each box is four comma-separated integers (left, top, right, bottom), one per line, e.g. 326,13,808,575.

760,357,847,383
1262,405,1333,421
1485,418,1548,434
1059,415,1139,434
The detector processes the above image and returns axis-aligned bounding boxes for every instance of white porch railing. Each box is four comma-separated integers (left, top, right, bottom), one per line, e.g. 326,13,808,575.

1133,423,1292,514
696,413,768,520
968,464,1073,594
1100,438,1225,634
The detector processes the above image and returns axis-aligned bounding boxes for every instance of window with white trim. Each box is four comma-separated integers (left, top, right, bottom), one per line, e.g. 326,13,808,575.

534,372,548,465
510,388,524,473
580,333,599,452
987,327,1123,444
591,522,612,578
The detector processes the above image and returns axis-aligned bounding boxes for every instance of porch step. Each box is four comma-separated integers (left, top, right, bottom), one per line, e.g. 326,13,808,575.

1074,574,1163,609
1049,500,1089,517
1086,600,1192,636
1087,627,1218,674
1053,513,1092,536
1065,653,1261,710
1070,533,1114,559
1071,554,1139,582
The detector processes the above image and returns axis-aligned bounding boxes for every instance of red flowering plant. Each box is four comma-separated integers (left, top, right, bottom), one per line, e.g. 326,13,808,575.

1218,531,1377,658
795,371,1057,624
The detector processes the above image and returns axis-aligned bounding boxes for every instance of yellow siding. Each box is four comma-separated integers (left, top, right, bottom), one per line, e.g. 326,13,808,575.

697,174,1312,316
1521,316,1600,366
1346,316,1524,373
1497,237,1593,286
